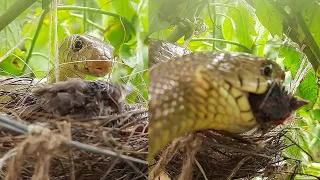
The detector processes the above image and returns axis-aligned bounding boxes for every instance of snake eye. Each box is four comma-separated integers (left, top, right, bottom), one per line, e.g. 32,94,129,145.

261,63,273,77
73,39,83,52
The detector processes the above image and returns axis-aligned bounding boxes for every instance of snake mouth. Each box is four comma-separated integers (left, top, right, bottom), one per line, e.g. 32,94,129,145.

247,84,308,126
87,60,112,76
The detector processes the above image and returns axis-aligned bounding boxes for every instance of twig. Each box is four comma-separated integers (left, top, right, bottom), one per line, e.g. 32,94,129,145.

227,156,251,180
190,38,251,52
194,158,209,180
83,109,147,123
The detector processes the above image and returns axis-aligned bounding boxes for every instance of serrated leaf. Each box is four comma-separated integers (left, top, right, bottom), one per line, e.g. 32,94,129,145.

252,0,283,38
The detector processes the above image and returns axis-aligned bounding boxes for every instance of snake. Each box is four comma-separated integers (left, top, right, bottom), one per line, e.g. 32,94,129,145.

49,34,115,82
148,39,289,158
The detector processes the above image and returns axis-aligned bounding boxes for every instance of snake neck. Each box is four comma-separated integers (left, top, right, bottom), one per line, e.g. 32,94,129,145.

48,56,87,83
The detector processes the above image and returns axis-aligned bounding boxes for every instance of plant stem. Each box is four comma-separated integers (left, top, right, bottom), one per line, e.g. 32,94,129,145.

22,8,49,75
57,6,125,21
190,38,251,53
207,1,217,50
58,6,134,36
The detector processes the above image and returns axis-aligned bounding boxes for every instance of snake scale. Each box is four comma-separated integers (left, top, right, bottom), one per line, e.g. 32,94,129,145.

148,39,306,159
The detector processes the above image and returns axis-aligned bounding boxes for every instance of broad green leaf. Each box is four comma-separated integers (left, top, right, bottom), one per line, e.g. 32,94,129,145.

0,0,29,56
137,0,148,32
279,44,304,77
104,19,134,51
275,0,291,6
112,0,136,21
252,0,283,38
0,50,25,76
222,17,235,42
229,1,255,50
42,0,51,9
149,0,172,35
312,109,320,120
253,22,270,56
119,44,137,68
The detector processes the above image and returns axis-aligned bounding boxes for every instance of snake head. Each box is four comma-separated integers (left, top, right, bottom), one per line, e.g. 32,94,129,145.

59,34,115,78
218,52,285,94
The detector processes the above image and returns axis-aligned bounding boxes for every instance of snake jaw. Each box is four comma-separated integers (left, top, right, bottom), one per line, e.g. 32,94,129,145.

84,38,115,77
86,53,114,77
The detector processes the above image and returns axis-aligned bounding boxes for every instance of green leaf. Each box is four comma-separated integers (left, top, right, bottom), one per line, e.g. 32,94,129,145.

229,2,255,49
120,44,137,68
279,44,304,77
297,70,318,111
112,0,136,21
313,109,320,120
301,2,320,47
0,55,24,76
222,17,235,42
253,22,270,56
149,0,172,35
252,0,283,38
42,0,51,9
105,19,131,50
0,0,28,56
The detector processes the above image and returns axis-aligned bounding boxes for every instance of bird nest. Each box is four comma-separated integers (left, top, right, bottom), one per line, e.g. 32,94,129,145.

150,127,302,180
0,77,148,180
